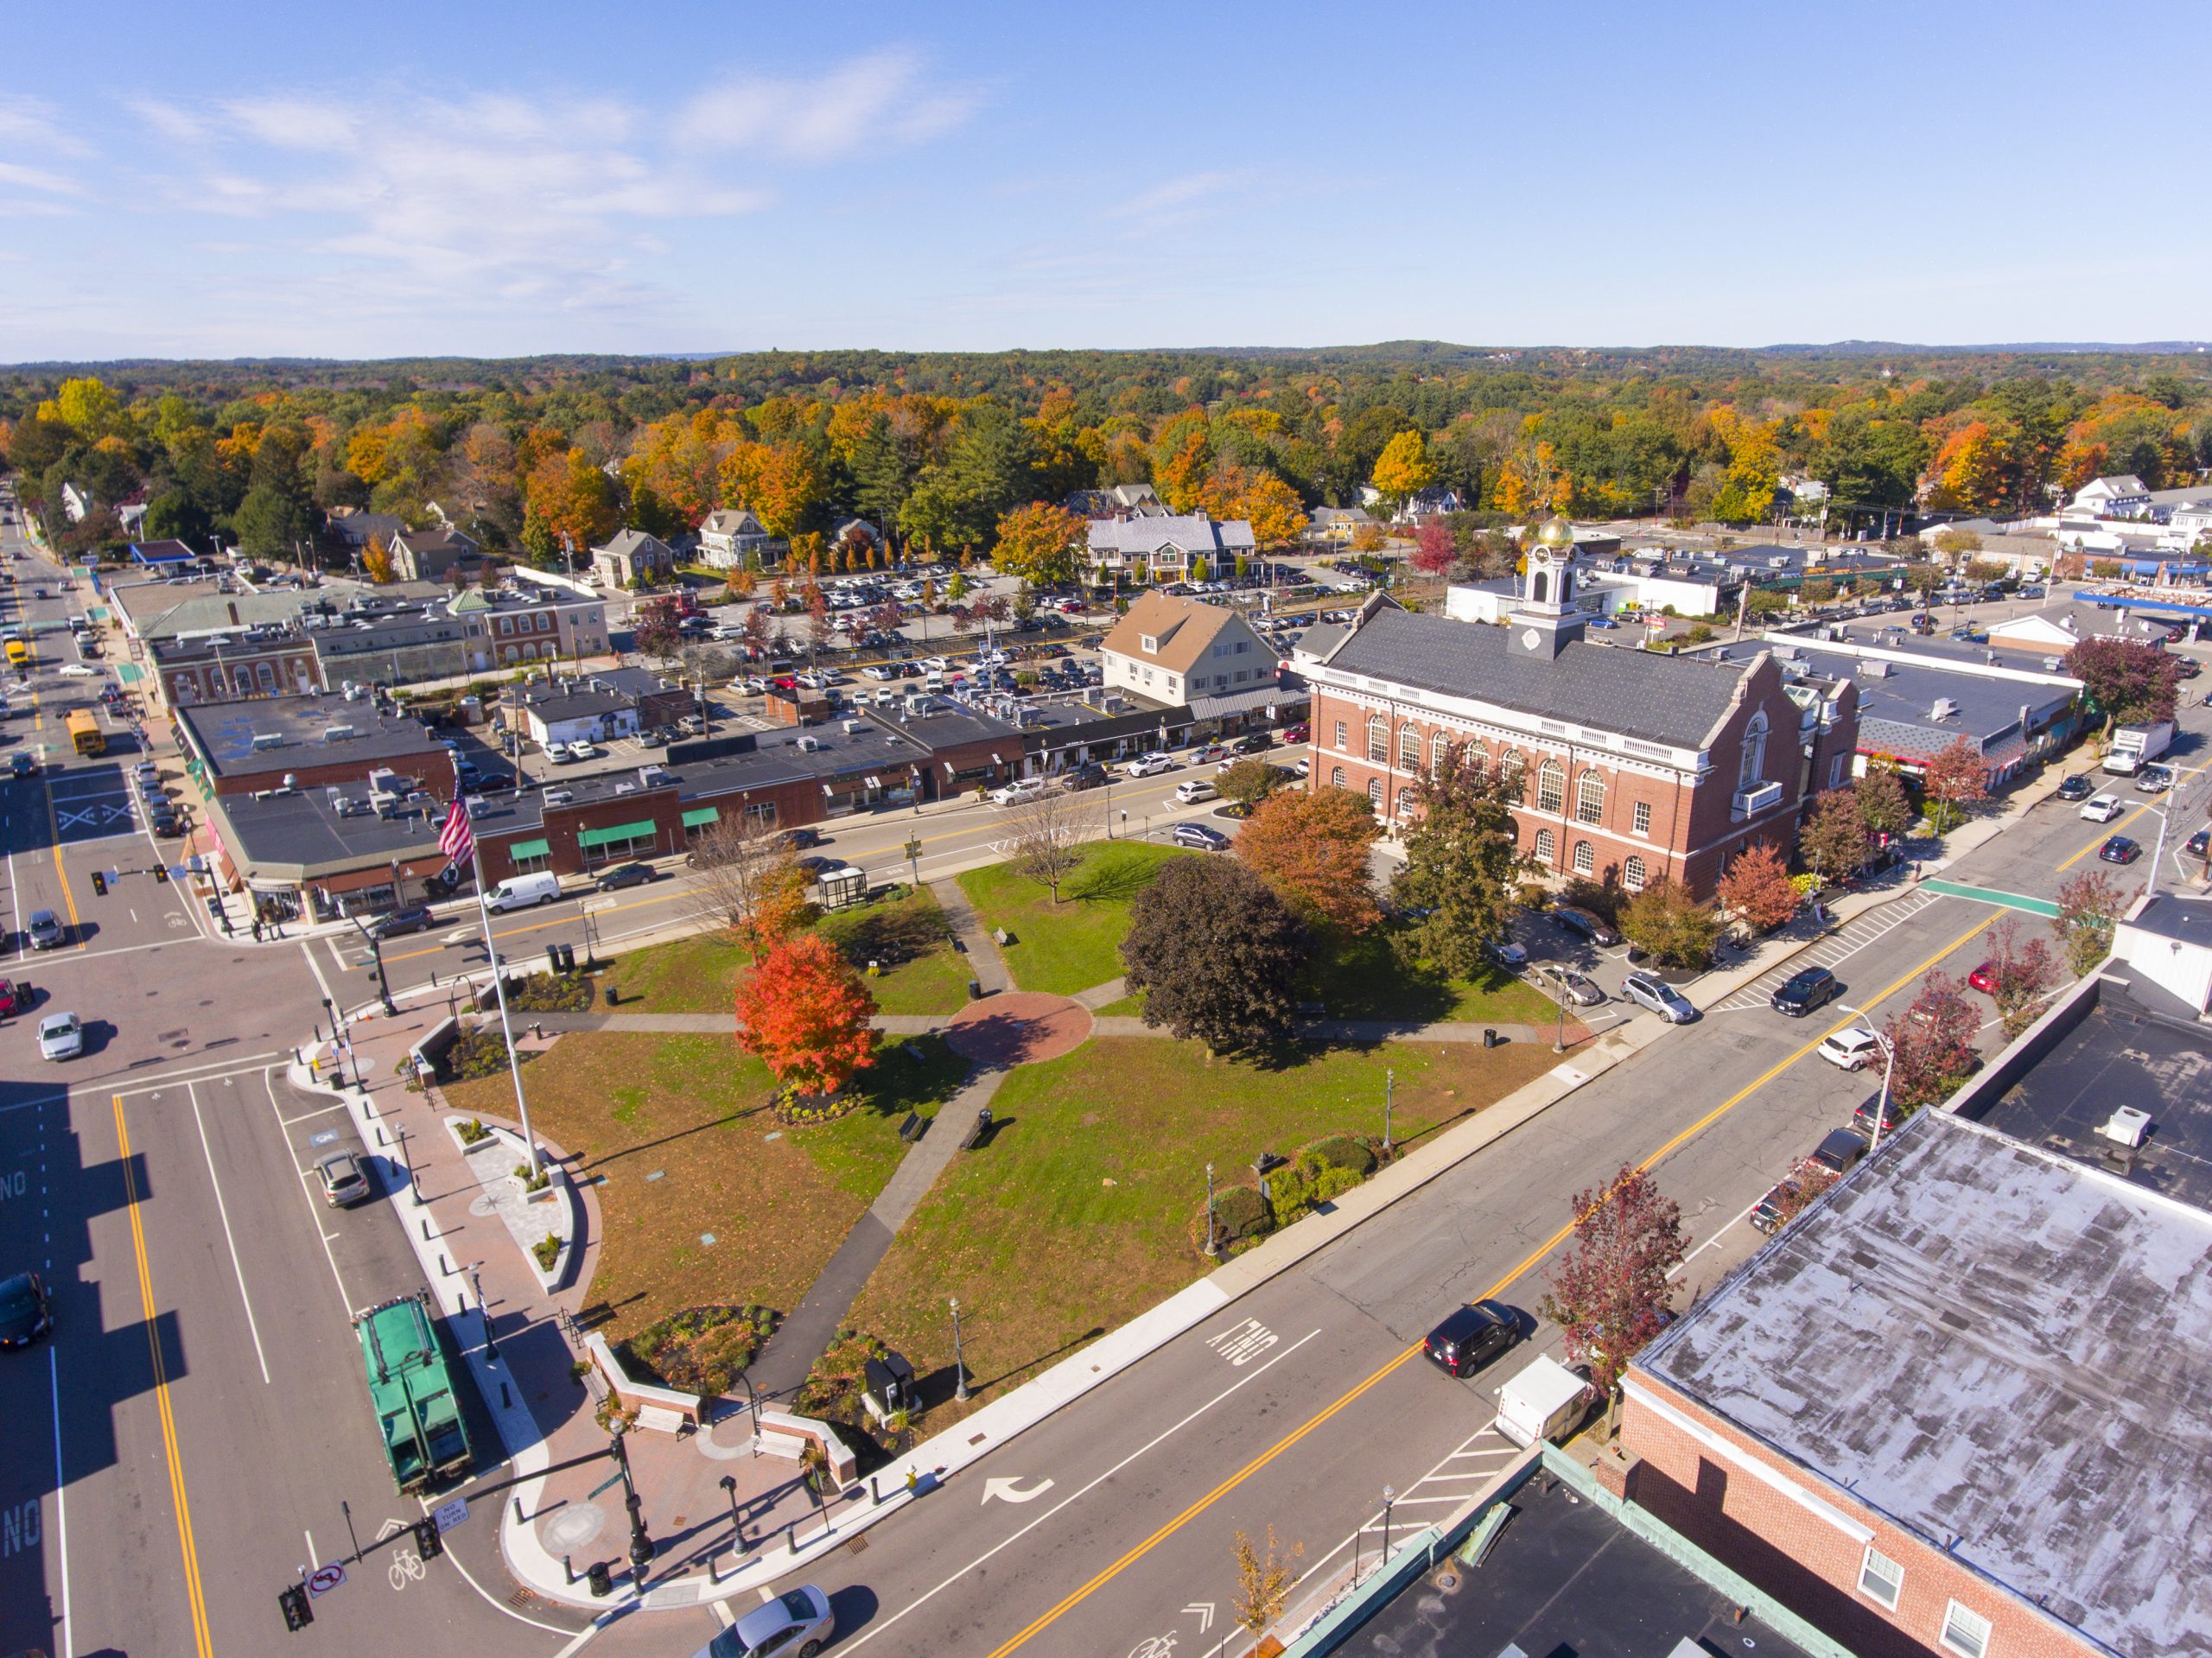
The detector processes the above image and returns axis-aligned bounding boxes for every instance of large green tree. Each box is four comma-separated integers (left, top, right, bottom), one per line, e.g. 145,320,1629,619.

1122,857,1307,1055
230,483,314,561
1389,741,1529,980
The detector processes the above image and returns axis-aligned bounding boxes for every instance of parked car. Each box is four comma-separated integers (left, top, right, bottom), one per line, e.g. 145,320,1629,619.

2188,828,2210,859
594,861,658,891
1170,823,1230,851
1058,761,1108,792
779,827,824,850
1488,939,1529,970
1749,1163,1834,1236
1173,777,1218,805
2054,774,2094,802
26,909,64,950
37,1010,81,1060
1124,753,1179,778
372,904,436,939
689,1586,835,1658
1811,1128,1869,1174
2099,835,2141,865
2135,764,2173,795
1621,971,1697,1023
0,978,28,1016
0,1271,53,1349
316,1150,372,1208
1966,960,1998,994
1550,905,1622,947
2080,793,2124,823
1853,1092,1909,1139
1536,963,1605,1007
990,778,1047,807
1770,965,1840,1016
1281,723,1309,744
1230,732,1273,754
1817,1026,1884,1072
1422,1300,1522,1378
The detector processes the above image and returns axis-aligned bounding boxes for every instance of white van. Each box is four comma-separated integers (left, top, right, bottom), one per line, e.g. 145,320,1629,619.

486,871,562,912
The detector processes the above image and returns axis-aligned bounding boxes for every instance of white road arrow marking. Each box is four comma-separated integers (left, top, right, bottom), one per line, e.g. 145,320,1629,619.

981,1476,1055,1505
1182,1602,1215,1633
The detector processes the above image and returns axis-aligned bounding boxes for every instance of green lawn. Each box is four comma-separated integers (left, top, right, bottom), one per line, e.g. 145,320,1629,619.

1302,928,1558,1025
957,840,1187,995
844,1034,1561,1407
444,1031,967,1339
610,886,969,1017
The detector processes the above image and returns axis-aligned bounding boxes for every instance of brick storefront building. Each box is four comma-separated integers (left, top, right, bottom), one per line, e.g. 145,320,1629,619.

1294,524,1858,897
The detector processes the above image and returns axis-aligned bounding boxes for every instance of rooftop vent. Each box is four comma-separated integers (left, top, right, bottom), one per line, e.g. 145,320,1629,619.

1930,696,1958,721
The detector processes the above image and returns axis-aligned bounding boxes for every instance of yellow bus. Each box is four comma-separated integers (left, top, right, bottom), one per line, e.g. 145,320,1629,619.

4,639,26,668
67,709,103,756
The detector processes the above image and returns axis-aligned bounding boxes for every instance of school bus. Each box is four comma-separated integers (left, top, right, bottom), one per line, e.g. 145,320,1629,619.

67,709,104,756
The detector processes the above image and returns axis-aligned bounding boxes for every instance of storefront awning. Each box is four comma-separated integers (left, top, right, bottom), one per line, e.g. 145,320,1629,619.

507,837,551,861
577,819,655,848
681,807,719,829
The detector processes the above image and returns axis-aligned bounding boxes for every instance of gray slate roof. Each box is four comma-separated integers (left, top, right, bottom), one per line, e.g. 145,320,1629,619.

1319,608,1751,748
1087,514,1255,556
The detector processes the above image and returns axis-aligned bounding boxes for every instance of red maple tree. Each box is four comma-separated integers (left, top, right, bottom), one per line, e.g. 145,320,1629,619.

1539,1165,1687,1397
734,934,878,1096
1410,519,1457,579
1921,738,1989,833
1717,842,1798,933
1882,970,1980,1109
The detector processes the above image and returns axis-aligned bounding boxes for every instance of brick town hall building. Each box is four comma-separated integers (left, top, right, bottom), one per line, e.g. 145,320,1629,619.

1295,518,1859,897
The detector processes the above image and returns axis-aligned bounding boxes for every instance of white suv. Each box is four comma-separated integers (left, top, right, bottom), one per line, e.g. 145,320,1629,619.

2080,793,2124,823
1817,1026,1885,1072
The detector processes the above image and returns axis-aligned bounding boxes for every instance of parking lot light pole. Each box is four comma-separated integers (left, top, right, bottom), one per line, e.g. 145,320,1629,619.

950,1296,969,1401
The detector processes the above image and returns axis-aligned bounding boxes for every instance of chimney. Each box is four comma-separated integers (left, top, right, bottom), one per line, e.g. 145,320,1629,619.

227,601,240,625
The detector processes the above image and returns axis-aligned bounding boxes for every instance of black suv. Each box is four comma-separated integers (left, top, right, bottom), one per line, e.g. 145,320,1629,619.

1422,1301,1521,1378
1058,761,1108,792
1770,966,1840,1016
1811,1128,1868,1173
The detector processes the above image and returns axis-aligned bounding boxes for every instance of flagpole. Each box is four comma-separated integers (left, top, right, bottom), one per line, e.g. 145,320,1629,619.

447,767,540,1181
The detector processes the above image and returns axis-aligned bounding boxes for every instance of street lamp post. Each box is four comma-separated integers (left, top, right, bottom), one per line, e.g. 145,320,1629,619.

719,1473,747,1556
950,1296,969,1401
1381,1484,1396,1563
610,1426,654,1581
1204,1161,1218,1257
1869,1026,1897,1153
1382,1068,1395,1156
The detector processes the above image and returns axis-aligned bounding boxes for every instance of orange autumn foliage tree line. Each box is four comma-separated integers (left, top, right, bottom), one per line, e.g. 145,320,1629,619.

8,351,2209,565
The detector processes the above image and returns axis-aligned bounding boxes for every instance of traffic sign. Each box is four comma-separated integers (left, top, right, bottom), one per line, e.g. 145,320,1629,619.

307,1562,346,1598
431,1496,467,1534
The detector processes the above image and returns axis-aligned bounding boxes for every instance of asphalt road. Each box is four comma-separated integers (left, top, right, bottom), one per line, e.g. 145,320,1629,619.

0,518,576,1658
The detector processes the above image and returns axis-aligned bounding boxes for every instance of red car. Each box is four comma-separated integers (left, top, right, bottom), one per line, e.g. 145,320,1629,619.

0,979,28,1016
1967,961,1997,994
1282,722,1310,744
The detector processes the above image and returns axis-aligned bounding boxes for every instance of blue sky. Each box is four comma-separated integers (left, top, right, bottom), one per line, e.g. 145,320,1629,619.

2,0,2205,360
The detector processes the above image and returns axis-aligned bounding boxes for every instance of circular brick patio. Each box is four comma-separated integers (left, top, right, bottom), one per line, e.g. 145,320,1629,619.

944,992,1094,1068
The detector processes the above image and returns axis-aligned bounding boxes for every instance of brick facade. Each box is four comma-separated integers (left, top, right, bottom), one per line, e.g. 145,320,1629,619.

1306,654,1844,897
1622,1375,2091,1658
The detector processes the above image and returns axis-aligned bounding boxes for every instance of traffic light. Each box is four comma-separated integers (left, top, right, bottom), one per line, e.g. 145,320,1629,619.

279,1584,314,1631
413,1516,443,1560
90,870,106,896
153,862,169,883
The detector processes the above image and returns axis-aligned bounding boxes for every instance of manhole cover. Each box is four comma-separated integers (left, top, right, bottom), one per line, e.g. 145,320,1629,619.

541,1503,606,1551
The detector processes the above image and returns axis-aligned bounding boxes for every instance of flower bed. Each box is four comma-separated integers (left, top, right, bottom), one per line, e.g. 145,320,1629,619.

614,1304,780,1398
772,1083,861,1128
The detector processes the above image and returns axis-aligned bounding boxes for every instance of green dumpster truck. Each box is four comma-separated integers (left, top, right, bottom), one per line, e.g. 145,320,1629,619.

354,1293,474,1493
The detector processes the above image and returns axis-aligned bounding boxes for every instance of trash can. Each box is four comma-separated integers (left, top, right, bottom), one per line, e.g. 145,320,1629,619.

1483,1027,1499,1049
968,978,983,1001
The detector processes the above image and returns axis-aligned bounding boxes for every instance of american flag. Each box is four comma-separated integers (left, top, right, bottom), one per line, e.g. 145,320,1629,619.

436,797,474,865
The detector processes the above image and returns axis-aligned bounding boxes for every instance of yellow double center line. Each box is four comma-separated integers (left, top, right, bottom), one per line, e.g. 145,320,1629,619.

114,1095,215,1657
983,908,1997,1655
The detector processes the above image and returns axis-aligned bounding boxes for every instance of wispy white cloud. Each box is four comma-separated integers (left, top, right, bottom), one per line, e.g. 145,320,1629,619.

0,161,79,195
0,94,89,156
1103,170,1249,233
677,48,976,162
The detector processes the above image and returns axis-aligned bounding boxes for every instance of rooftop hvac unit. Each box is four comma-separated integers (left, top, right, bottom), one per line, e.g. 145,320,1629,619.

250,732,286,750
320,724,357,742
795,735,823,753
1861,660,1891,677
1930,697,1958,720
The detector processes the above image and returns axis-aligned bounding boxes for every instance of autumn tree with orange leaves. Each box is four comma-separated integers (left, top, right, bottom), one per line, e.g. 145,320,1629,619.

1234,787,1382,933
735,933,878,1096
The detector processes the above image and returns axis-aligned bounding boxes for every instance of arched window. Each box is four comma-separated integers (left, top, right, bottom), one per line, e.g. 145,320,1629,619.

1740,711,1770,788
1431,732,1451,776
1623,854,1649,892
1367,778,1384,807
1499,749,1527,798
1573,840,1595,875
1531,569,1549,607
1536,760,1566,815
1398,724,1420,772
1576,771,1605,825
1533,828,1554,863
1331,765,1347,789
1367,715,1389,764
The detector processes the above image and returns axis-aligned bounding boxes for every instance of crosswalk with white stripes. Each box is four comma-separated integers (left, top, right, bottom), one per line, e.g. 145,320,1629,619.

1353,1419,1526,1566
1710,889,1945,1013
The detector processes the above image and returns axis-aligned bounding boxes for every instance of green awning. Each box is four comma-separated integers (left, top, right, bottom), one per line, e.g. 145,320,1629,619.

681,806,720,829
577,819,656,848
507,838,551,860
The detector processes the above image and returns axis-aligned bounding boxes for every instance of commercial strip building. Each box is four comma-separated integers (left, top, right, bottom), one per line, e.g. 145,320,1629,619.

1296,524,1858,896
1620,964,2212,1658
1692,626,2084,787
